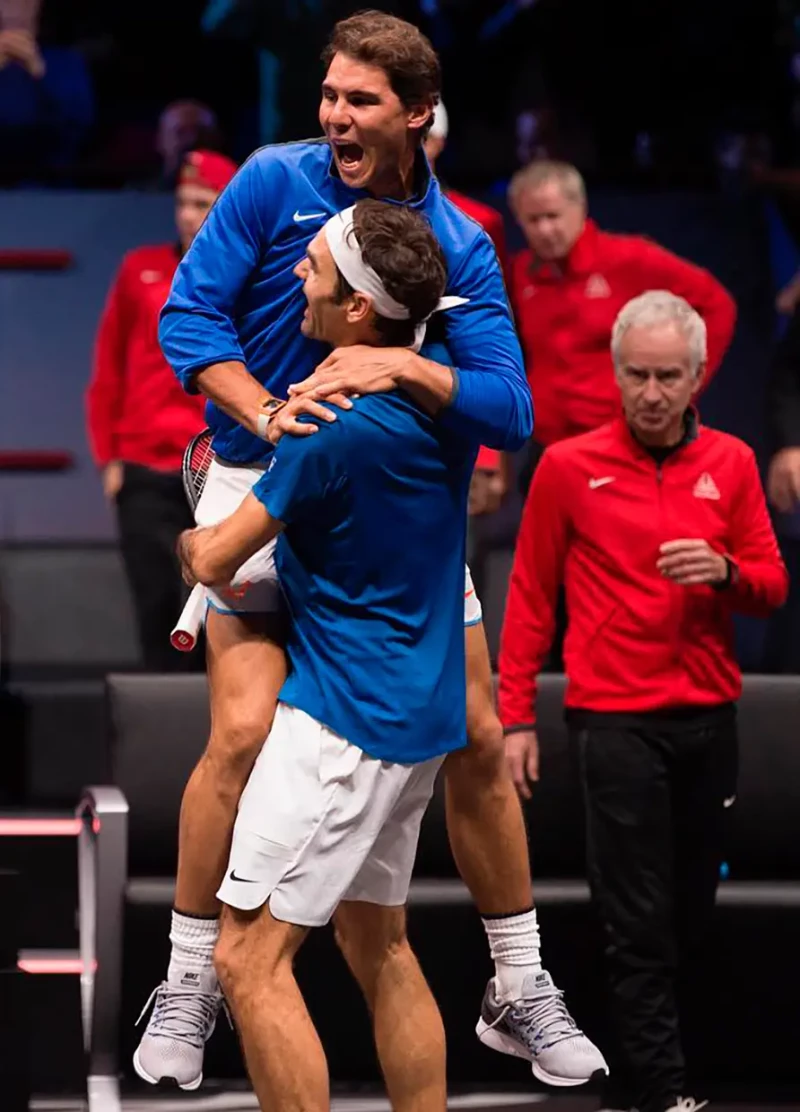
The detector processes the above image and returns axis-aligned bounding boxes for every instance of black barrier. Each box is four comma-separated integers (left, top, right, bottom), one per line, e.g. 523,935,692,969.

0,869,29,1110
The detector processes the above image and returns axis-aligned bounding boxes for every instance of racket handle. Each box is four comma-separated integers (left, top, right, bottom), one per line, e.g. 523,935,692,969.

171,584,206,652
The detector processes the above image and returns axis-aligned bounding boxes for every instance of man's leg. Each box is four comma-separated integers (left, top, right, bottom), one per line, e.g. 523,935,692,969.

574,719,684,1112
450,618,606,1085
215,903,328,1112
334,901,446,1112
116,464,197,673
134,607,286,1088
672,710,738,1101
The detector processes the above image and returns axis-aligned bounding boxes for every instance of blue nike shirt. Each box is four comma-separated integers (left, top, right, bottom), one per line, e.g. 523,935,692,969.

160,140,532,464
253,391,470,764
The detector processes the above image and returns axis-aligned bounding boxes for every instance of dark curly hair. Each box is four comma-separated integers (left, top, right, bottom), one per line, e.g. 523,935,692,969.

322,10,440,140
334,199,447,348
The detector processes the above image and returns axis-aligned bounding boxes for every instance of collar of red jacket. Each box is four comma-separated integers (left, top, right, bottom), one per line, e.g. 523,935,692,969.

615,406,701,460
527,218,599,280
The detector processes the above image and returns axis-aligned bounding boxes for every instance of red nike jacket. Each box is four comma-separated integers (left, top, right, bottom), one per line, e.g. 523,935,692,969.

86,244,206,471
499,417,787,727
508,220,737,447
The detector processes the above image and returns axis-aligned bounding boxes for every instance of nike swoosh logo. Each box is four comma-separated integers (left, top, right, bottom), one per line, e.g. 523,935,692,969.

588,476,615,489
229,869,259,883
293,210,326,223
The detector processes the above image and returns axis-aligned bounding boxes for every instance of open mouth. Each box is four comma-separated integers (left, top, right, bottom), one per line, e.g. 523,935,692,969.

333,141,365,174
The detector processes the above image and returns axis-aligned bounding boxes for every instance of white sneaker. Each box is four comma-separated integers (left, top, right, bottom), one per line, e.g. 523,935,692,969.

664,1101,708,1112
476,969,609,1087
133,978,223,1090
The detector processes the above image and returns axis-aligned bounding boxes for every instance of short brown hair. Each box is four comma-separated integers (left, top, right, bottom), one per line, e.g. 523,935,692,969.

322,9,440,138
335,199,447,348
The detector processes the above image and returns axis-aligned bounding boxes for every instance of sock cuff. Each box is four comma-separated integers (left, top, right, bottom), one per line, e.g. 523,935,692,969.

480,905,536,923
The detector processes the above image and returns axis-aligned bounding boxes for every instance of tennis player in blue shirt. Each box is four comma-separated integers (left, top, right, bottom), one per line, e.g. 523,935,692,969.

176,198,465,1111
138,9,606,1094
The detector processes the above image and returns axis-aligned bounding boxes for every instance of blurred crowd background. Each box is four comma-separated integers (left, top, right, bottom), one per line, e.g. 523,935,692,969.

4,0,800,677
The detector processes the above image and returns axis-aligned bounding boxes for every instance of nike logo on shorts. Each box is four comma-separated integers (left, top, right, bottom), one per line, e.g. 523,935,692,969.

293,210,326,223
588,476,615,489
229,869,258,883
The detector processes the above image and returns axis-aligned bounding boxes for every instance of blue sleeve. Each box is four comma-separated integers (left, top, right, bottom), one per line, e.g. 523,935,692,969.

437,231,533,451
252,424,345,524
159,150,286,392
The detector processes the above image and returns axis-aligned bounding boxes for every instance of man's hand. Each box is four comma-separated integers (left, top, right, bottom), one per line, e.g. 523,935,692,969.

657,539,728,586
176,528,203,587
468,467,508,516
776,275,800,315
0,29,45,77
288,345,413,401
767,447,800,514
506,729,539,800
266,390,352,445
102,461,124,501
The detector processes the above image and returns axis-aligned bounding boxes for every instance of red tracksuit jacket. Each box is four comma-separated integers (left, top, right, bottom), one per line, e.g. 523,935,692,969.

499,417,788,726
508,220,738,447
86,244,206,471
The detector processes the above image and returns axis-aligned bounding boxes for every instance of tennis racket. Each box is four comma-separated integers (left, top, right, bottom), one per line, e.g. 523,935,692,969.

170,428,215,652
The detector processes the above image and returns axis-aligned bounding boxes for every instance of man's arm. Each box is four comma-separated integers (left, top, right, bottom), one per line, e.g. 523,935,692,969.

719,447,789,617
159,152,286,436
498,451,570,730
768,309,800,452
178,493,283,587
85,259,132,493
289,231,533,451
635,239,737,386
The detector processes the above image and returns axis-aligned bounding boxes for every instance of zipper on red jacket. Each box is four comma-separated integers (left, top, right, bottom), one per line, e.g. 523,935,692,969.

655,458,684,671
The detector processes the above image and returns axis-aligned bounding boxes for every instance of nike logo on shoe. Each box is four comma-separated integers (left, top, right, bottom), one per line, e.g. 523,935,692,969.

588,476,615,489
229,869,258,883
293,210,326,223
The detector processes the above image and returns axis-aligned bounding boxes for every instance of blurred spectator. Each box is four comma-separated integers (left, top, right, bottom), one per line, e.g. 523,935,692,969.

424,99,512,519
499,291,787,1112
424,100,508,277
152,99,223,189
0,0,94,183
508,160,737,460
85,150,237,672
763,306,800,671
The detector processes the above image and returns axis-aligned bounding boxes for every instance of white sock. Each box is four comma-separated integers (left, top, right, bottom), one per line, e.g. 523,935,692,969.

167,910,220,994
481,907,542,1002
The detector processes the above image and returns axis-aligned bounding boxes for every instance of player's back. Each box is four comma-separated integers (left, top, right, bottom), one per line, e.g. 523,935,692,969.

265,391,470,765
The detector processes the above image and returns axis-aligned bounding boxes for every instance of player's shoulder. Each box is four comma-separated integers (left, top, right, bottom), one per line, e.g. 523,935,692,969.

544,422,616,468
446,188,503,234
431,188,494,256
696,424,756,468
240,138,330,182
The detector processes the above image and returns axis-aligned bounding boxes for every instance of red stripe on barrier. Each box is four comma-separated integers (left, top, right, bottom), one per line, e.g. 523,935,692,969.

0,818,82,837
0,249,73,271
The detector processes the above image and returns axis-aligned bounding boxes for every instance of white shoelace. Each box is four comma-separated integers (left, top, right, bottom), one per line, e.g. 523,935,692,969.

136,981,225,1047
493,987,583,1050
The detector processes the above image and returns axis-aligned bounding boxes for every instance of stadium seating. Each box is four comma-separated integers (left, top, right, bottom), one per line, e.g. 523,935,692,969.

76,671,800,1092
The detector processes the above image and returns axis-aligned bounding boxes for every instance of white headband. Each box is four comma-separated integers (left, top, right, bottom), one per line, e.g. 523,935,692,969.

323,206,467,352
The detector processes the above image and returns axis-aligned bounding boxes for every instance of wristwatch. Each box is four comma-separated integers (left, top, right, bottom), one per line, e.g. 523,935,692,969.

256,397,287,440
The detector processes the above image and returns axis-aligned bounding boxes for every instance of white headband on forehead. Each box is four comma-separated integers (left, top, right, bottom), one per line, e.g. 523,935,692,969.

323,206,467,352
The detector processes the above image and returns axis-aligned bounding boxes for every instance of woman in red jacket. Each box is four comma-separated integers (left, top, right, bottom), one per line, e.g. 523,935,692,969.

85,149,237,670
499,291,787,1112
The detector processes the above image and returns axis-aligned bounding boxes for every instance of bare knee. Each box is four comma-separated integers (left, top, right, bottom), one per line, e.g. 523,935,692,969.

334,903,409,992
449,705,506,789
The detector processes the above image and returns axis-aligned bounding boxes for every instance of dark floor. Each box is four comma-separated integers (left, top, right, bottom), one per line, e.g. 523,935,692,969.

23,1092,800,1111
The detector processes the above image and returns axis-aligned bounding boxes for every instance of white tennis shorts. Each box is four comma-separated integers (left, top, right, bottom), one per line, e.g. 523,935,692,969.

196,456,484,623
217,703,444,926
